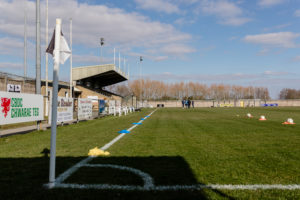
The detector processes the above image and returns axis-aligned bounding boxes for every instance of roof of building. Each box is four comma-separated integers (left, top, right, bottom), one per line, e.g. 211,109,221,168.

0,71,34,81
72,64,128,88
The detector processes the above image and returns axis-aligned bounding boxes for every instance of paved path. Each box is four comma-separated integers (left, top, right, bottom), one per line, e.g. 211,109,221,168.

0,114,108,138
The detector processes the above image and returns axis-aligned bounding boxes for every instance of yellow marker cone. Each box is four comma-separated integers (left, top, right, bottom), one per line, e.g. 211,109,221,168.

88,147,110,157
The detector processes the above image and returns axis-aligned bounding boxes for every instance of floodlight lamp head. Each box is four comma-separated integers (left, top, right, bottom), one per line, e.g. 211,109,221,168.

100,37,104,46
140,56,143,62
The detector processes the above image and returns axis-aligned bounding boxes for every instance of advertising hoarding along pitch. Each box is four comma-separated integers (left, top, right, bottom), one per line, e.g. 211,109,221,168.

78,98,92,120
57,97,73,123
0,91,44,125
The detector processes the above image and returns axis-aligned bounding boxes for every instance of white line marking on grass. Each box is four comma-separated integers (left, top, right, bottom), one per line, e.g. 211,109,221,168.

206,184,300,190
54,183,300,191
55,156,94,184
50,109,300,191
49,109,157,188
101,134,126,151
55,183,145,190
82,164,154,189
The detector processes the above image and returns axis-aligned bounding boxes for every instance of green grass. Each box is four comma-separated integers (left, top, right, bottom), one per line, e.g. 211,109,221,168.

0,107,300,199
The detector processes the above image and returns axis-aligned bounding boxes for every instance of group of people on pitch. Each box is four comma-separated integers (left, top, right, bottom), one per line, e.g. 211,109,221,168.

182,99,194,109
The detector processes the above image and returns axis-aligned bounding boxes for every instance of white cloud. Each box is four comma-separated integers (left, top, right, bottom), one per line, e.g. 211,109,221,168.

0,37,23,55
243,32,300,48
263,23,292,32
73,54,113,65
0,62,23,69
141,71,290,82
178,0,199,4
154,56,169,62
258,0,285,7
0,0,192,59
0,36,35,59
174,17,196,25
199,0,251,26
161,44,196,56
135,0,180,14
263,71,289,76
292,55,300,62
294,10,300,17
257,48,270,56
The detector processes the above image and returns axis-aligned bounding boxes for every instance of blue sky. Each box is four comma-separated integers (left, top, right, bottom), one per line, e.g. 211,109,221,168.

0,0,300,98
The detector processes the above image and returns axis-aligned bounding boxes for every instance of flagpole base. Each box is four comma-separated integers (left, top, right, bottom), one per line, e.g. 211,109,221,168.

44,182,55,189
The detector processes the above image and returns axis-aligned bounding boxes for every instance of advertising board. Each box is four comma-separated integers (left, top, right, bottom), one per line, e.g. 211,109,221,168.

78,98,92,120
57,97,73,123
0,91,44,125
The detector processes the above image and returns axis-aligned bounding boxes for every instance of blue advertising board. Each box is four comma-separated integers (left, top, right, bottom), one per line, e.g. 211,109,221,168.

261,103,278,107
98,100,106,113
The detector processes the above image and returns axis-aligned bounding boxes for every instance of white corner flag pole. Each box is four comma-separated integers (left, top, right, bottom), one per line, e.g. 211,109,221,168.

49,18,62,188
69,18,72,98
119,51,121,70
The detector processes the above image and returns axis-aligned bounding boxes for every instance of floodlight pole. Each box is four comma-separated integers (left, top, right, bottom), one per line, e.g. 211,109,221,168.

119,51,121,70
128,63,130,78
36,0,41,94
124,57,126,76
139,56,143,107
113,48,115,65
24,1,27,77
49,19,62,188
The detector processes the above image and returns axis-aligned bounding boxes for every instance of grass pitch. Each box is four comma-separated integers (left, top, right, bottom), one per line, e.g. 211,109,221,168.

0,107,299,199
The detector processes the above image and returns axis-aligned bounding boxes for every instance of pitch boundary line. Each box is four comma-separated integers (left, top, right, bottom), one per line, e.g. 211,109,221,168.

48,109,300,191
54,183,300,191
46,109,157,188
54,163,300,191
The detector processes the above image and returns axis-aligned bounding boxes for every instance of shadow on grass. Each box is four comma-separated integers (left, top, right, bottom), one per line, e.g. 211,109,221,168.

0,155,235,200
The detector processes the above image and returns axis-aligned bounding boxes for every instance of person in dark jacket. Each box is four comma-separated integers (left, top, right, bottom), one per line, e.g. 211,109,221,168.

192,100,194,108
187,99,191,108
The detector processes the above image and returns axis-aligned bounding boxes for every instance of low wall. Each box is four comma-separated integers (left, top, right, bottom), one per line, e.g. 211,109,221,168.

148,99,300,108
266,100,300,107
148,100,214,108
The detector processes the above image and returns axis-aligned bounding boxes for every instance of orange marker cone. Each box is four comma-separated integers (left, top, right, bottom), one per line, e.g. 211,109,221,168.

282,118,295,125
259,115,266,121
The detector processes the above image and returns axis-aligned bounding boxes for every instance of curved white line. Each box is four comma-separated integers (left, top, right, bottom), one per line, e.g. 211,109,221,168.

82,164,154,189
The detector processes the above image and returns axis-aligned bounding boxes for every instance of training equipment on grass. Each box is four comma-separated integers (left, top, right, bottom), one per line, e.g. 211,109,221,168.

132,123,142,125
141,118,145,120
45,109,300,193
247,113,253,118
45,109,157,189
259,115,266,121
88,147,110,157
118,130,130,134
282,118,295,125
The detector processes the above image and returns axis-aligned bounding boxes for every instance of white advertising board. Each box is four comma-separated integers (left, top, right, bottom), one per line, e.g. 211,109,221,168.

109,100,115,107
7,84,21,93
116,100,121,107
0,91,44,125
57,97,73,123
78,98,92,120
87,96,98,103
